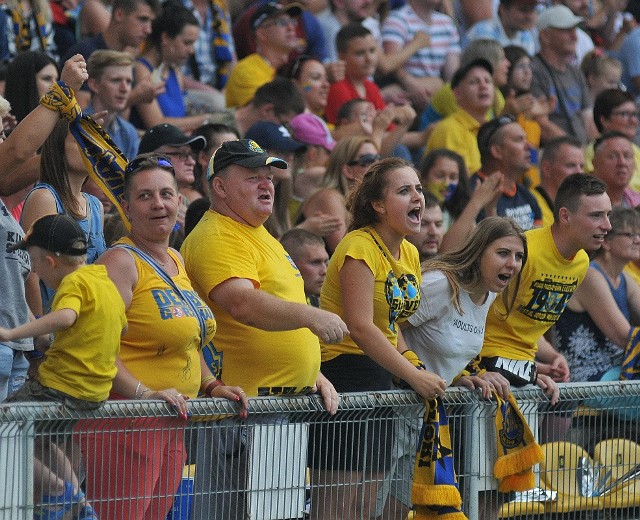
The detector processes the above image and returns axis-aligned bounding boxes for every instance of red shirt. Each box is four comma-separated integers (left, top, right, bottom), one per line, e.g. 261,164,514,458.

324,77,386,124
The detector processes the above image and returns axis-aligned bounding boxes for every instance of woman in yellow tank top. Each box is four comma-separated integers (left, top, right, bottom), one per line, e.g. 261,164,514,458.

79,154,248,520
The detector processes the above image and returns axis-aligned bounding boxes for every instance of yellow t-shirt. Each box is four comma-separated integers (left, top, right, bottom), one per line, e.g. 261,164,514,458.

224,53,275,108
181,210,320,397
624,261,640,287
117,239,215,399
529,186,554,228
39,264,126,402
425,109,482,175
481,225,589,362
320,227,421,362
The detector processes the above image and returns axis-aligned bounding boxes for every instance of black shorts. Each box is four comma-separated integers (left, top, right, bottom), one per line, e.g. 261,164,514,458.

309,354,395,472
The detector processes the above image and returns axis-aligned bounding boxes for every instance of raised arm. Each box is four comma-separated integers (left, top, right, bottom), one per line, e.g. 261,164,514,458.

0,55,88,177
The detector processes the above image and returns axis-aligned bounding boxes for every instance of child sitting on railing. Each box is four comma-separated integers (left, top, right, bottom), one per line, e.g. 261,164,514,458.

1,214,127,520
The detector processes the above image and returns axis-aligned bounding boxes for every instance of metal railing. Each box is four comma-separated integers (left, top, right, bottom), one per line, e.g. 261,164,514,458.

2,382,640,519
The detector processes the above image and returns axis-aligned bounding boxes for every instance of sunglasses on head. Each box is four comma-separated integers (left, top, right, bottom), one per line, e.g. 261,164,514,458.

348,153,381,167
125,154,175,177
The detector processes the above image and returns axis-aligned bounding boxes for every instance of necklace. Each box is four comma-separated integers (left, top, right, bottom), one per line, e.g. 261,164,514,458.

136,244,170,267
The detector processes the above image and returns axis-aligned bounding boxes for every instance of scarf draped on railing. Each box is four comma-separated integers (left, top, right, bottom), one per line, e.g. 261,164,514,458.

493,393,544,492
39,81,130,230
394,350,544,517
210,0,232,90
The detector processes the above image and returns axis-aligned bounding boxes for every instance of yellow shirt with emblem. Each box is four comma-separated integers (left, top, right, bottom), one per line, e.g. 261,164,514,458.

38,264,126,402
116,238,216,399
481,225,589,362
181,211,320,397
320,227,422,362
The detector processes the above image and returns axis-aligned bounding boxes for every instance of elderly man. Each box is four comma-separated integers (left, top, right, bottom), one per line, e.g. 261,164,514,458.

592,131,640,208
182,139,347,520
531,4,597,145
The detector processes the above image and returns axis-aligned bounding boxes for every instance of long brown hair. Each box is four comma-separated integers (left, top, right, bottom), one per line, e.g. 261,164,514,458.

348,157,413,232
40,120,83,219
424,217,527,315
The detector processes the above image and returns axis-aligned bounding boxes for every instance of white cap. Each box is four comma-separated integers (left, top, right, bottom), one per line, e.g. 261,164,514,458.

537,5,583,30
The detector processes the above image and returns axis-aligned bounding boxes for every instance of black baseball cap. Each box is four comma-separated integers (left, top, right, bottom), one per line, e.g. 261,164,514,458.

208,139,287,179
10,214,87,256
138,123,207,154
451,58,493,89
251,2,302,30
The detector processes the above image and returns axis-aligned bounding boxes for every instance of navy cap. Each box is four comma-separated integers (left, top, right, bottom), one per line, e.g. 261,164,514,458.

251,2,302,30
451,58,493,89
244,121,307,153
138,124,206,154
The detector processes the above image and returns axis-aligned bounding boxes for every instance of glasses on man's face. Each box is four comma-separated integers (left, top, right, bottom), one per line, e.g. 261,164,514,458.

348,153,381,167
125,154,175,177
612,231,640,240
611,110,639,120
262,16,296,28
163,150,196,162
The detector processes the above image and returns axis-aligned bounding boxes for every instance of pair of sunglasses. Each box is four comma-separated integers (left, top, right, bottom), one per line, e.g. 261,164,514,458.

348,153,381,167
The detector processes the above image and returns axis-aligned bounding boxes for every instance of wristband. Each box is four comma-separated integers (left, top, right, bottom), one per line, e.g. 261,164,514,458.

203,379,224,397
392,350,425,389
39,80,81,122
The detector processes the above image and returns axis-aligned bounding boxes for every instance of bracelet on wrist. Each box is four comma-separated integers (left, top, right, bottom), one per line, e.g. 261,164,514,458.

200,375,217,390
203,378,224,397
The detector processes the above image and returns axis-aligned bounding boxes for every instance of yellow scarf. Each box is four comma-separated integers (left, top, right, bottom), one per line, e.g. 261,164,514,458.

493,393,545,492
40,81,130,230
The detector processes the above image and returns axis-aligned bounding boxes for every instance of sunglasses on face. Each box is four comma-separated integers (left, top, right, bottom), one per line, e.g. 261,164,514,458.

348,153,381,167
125,154,175,177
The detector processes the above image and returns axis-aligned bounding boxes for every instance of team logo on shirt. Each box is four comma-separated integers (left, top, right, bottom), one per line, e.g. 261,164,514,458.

152,288,215,322
518,276,579,322
385,271,420,333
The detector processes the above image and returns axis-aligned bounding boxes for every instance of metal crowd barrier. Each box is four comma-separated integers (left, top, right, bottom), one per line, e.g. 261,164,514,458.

2,382,640,520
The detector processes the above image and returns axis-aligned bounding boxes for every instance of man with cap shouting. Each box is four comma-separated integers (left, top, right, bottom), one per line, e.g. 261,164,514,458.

531,4,598,145
138,123,207,232
181,139,348,519
225,2,302,108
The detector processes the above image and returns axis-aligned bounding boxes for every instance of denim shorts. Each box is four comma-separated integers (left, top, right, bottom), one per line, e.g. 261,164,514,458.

0,344,29,401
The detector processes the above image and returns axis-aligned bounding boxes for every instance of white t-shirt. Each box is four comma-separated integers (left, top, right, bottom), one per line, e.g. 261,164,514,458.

404,270,497,385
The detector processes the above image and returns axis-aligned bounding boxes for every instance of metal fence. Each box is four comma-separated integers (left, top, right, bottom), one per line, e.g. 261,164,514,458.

3,382,640,520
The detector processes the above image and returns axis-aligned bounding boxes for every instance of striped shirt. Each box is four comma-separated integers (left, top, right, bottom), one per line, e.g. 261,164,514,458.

381,6,460,78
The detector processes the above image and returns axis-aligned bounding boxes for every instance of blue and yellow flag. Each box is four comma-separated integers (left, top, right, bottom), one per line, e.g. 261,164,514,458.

620,326,640,380
68,115,130,231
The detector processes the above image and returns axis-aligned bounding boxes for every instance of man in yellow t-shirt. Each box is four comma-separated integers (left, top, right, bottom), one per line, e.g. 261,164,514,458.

182,138,348,520
225,3,301,108
480,174,612,400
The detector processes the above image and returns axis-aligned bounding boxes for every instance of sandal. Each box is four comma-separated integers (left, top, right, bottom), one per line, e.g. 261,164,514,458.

34,481,84,520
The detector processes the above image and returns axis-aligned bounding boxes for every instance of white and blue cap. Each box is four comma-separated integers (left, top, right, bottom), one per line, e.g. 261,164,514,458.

207,139,287,180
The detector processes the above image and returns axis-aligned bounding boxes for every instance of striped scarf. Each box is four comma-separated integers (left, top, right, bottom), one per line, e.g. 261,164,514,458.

40,81,130,230
210,0,232,90
620,326,640,380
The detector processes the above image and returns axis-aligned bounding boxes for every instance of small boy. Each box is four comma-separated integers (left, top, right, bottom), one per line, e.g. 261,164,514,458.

2,214,127,519
324,24,387,125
